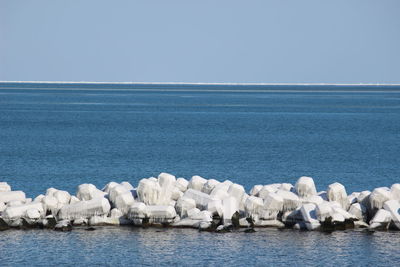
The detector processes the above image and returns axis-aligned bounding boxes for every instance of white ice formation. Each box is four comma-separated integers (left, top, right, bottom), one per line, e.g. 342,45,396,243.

0,175,400,232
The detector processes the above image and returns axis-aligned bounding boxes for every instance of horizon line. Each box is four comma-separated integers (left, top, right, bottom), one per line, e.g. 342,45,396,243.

1,81,400,86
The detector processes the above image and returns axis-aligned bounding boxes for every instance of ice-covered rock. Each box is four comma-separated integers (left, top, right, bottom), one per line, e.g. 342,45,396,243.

327,182,348,210
187,208,201,219
207,199,223,217
250,185,263,196
7,200,25,207
348,203,367,221
391,184,400,200
33,194,45,203
127,202,147,224
145,205,177,224
383,200,400,230
171,187,184,201
211,180,233,194
0,191,26,203
295,176,317,198
3,202,44,220
0,182,11,192
188,176,207,191
183,189,217,210
318,191,328,201
260,193,283,220
227,183,245,206
369,187,392,211
54,219,72,231
258,185,279,199
300,203,321,230
175,197,196,218
137,178,161,205
275,190,300,211
202,179,220,194
114,191,135,214
25,208,41,219
210,188,229,200
54,190,71,205
369,209,392,230
347,192,360,206
357,190,371,203
222,196,239,225
102,182,120,194
58,197,111,220
45,188,58,197
0,202,6,212
110,208,124,218
301,195,324,205
69,196,80,204
316,201,333,222
244,196,263,218
120,181,134,191
77,184,106,201
279,183,293,192
158,173,176,188
254,219,285,228
175,178,189,192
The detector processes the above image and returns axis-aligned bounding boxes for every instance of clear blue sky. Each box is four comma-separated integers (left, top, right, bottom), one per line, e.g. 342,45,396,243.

1,0,399,83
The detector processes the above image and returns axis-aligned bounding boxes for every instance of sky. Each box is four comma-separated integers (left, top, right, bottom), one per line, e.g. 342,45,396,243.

1,0,399,83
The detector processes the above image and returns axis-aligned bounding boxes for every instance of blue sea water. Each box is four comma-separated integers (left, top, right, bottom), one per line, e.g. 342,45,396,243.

0,82,400,266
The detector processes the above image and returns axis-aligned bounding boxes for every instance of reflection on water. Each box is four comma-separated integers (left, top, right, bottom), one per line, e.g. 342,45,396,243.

0,227,400,266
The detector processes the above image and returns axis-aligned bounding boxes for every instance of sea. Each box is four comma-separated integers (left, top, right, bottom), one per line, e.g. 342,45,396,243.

0,82,399,266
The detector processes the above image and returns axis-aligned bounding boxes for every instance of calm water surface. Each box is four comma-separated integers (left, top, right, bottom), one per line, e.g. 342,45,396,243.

0,83,400,266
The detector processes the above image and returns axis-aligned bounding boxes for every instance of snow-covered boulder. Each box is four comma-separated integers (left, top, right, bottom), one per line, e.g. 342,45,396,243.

58,197,111,220
258,185,279,199
295,176,317,198
145,205,177,224
102,182,120,194
327,182,348,210
54,190,71,205
279,183,293,192
175,178,189,192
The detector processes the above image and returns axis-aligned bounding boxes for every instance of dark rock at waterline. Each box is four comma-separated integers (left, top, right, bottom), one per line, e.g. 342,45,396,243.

231,211,240,229
244,228,256,233
0,218,9,231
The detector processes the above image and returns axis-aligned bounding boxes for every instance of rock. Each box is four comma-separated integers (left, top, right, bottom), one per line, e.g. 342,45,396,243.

275,190,301,211
69,196,80,204
58,197,111,220
295,176,317,198
316,201,333,222
222,196,239,225
383,200,400,230
227,183,245,206
188,176,207,191
145,205,177,225
54,190,71,205
348,203,367,221
255,219,285,228
110,208,124,218
3,202,44,220
127,202,147,224
202,179,220,194
209,188,229,200
357,190,371,203
0,217,10,231
89,216,120,226
0,182,11,192
347,192,360,206
0,191,26,203
369,209,392,230
54,220,72,231
114,191,135,214
77,184,106,201
244,196,263,218
33,194,45,203
175,178,189,192
279,183,293,192
250,185,263,196
0,202,6,212
207,199,223,217
42,195,58,215
300,203,321,230
187,208,201,218
391,184,400,200
369,187,392,212
102,181,120,194
120,181,135,191
258,185,278,199
25,208,41,219
183,189,217,210
260,193,283,220
301,195,324,205
327,182,348,210
175,197,196,218
137,178,162,205
7,200,24,207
